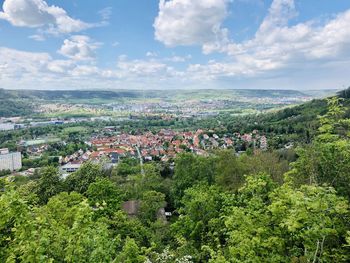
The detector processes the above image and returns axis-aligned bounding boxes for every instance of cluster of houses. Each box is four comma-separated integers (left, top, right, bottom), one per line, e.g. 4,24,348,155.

59,129,268,172
4,127,268,178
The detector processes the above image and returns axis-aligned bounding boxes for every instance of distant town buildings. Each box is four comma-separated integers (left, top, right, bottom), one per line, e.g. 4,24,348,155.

0,148,22,172
83,128,268,164
260,135,268,150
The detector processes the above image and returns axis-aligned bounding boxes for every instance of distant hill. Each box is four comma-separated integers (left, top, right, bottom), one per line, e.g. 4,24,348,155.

0,89,34,117
1,88,312,102
6,90,140,101
337,87,350,99
301,89,338,98
230,89,309,98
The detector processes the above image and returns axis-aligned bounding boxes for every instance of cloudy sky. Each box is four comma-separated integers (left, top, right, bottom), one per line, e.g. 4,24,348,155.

0,0,350,90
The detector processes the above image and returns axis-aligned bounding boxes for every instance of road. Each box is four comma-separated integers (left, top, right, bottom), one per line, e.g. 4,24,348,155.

135,145,145,177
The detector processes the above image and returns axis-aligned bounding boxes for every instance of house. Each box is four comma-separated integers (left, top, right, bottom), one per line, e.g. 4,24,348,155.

122,200,140,217
224,138,233,146
109,152,120,163
104,126,117,132
144,156,153,161
60,163,81,174
122,200,170,221
209,138,219,147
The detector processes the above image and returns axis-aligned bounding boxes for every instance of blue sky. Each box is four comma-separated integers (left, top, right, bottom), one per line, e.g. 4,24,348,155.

0,0,350,90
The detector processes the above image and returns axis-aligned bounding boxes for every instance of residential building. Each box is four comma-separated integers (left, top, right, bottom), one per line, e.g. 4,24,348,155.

0,123,15,131
60,163,81,174
0,149,22,171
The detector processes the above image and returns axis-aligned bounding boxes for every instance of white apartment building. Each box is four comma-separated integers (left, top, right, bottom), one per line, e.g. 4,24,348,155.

0,149,22,171
0,123,15,131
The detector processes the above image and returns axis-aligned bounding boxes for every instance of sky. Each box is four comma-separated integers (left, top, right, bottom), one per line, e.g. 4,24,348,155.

0,0,350,91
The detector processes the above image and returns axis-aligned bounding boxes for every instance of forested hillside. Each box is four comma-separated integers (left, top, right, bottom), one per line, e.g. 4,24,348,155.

202,89,349,147
1,93,350,262
0,89,34,117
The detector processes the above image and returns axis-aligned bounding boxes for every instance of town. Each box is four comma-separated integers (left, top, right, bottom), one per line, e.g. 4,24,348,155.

0,127,268,178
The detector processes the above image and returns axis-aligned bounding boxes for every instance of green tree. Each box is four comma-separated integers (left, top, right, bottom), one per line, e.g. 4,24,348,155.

65,162,105,194
268,183,349,262
214,150,247,191
318,97,349,141
241,151,290,184
115,237,146,263
17,180,39,205
146,247,193,263
288,97,350,198
1,191,118,262
139,190,166,223
87,178,123,217
220,174,349,262
171,184,225,261
35,166,62,204
172,153,215,206
0,184,31,261
0,169,11,177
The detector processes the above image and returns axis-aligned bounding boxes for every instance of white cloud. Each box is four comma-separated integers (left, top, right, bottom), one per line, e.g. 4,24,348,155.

185,0,350,85
146,53,191,62
146,51,158,57
258,0,296,34
112,41,120,47
152,0,350,83
28,34,46,41
71,65,99,77
98,7,112,21
58,35,100,61
167,54,192,62
117,57,169,76
154,0,230,53
0,0,54,27
0,47,51,78
47,60,75,74
1,42,349,91
0,0,94,35
0,46,110,89
0,46,187,89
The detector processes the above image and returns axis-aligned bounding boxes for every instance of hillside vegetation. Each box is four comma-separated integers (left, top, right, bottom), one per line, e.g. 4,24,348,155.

198,89,349,147
0,89,34,117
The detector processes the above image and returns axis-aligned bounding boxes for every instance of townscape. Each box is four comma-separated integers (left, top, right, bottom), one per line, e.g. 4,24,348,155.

64,129,267,174
1,125,268,177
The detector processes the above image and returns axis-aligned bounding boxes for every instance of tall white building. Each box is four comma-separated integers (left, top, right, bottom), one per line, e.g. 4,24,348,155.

0,149,22,172
0,123,15,131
